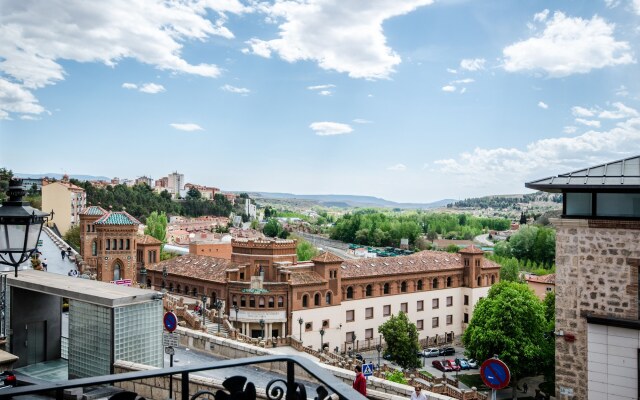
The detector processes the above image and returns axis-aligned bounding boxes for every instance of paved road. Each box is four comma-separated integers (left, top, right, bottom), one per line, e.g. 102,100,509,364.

474,234,494,247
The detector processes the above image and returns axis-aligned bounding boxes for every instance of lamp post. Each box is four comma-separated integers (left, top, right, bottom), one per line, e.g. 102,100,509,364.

319,328,325,352
213,299,223,334
376,343,382,369
259,319,265,339
0,179,51,277
233,304,239,330
298,317,303,342
352,332,357,352
139,265,147,288
201,295,207,328
162,265,168,292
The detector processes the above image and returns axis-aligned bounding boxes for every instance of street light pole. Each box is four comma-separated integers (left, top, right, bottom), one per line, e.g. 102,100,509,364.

320,328,325,352
298,317,303,343
352,332,357,352
233,304,239,331
259,319,265,339
213,299,223,334
201,295,207,328
376,343,382,370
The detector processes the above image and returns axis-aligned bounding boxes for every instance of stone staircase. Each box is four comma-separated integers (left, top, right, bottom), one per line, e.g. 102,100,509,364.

200,313,228,336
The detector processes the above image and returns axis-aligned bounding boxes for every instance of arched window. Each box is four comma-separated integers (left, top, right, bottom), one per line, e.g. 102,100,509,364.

169,283,174,292
240,296,246,307
401,281,407,292
268,297,274,308
477,276,482,286
491,275,496,284
184,285,189,295
326,292,332,305
91,240,97,256
259,297,265,308
346,286,354,299
250,296,256,307
232,296,237,306
383,283,390,294
147,279,151,288
161,280,166,289
432,278,439,289
192,288,197,296
177,284,182,293
446,277,452,287
113,262,121,280
365,285,372,297
314,293,321,306
302,295,308,308
278,296,284,307
417,280,423,290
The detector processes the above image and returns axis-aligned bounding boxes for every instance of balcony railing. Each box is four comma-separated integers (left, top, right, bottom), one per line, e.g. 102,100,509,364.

2,355,365,400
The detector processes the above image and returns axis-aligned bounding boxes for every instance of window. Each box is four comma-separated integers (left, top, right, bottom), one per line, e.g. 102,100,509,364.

417,320,424,330
383,305,391,316
417,300,424,311
476,259,480,267
278,296,284,307
241,296,246,307
565,192,592,216
464,313,469,323
400,281,407,292
183,286,188,294
112,239,116,250
305,322,312,332
383,283,390,294
346,310,355,322
232,296,237,306
446,315,453,325
432,278,439,289
326,292,332,305
347,331,355,343
446,296,453,307
86,224,90,232
477,276,482,286
464,258,469,267
491,275,496,284
365,285,372,297
126,239,130,250
365,328,373,339
268,297,274,308
192,288,197,296
365,307,373,319
302,295,308,308
250,296,256,307
113,262,121,280
91,240,97,256
432,317,439,328
119,239,123,250
417,280,423,290
597,193,640,217
546,287,552,292
446,277,452,287
400,302,408,313
464,295,469,306
322,320,329,328
240,272,245,280
432,298,439,309
106,239,110,250
346,286,354,299
314,293,321,306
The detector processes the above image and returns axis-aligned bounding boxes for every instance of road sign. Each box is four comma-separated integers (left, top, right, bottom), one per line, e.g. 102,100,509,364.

165,346,175,356
37,240,43,246
163,311,178,333
163,332,178,347
362,363,374,377
110,279,132,286
480,358,510,390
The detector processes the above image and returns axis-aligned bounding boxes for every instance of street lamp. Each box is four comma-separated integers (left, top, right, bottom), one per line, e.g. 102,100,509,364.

0,179,51,277
162,265,168,292
319,328,325,352
201,295,208,328
376,343,382,369
298,317,303,342
213,299,223,334
139,265,147,288
259,319,265,339
352,332,357,352
233,304,239,330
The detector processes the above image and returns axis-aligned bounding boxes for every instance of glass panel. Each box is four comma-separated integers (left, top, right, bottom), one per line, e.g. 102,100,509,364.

597,193,640,217
26,222,43,249
0,224,27,251
565,192,592,216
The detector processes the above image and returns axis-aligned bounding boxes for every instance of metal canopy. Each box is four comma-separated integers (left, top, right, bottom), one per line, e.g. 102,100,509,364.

525,155,640,192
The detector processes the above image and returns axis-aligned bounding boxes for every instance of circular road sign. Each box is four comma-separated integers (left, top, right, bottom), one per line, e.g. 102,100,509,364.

163,311,178,333
480,358,511,390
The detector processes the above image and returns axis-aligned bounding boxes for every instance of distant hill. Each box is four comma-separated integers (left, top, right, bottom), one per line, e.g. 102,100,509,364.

14,172,111,181
246,192,455,209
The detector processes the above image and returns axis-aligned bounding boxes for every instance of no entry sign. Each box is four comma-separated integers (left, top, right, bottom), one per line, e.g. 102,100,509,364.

163,311,178,333
480,358,510,390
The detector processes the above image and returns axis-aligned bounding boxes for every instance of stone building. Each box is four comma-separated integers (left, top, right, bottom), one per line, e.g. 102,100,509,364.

41,176,86,236
148,237,499,350
526,155,640,400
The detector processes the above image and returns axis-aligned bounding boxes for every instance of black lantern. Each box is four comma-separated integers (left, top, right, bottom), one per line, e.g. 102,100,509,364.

259,318,265,338
0,179,51,277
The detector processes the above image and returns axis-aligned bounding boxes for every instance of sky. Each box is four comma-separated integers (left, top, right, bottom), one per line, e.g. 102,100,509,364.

1,0,640,203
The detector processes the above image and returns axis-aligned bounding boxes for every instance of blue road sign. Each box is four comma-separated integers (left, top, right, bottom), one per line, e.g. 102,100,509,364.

163,311,178,333
480,358,510,390
362,363,374,377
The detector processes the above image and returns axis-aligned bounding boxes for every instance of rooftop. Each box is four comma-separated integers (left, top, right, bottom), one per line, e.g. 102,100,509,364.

94,211,141,226
82,205,107,216
526,273,556,284
148,254,240,283
311,251,344,263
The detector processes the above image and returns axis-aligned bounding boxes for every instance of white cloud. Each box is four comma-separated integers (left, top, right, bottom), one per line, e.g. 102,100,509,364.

122,83,138,90
0,78,46,120
633,0,640,14
615,85,629,97
575,118,601,127
442,85,456,92
598,102,638,119
309,121,353,136
387,164,407,171
460,87,467,94
353,119,373,124
318,90,332,96
460,58,486,71
221,84,250,94
139,83,166,94
19,115,39,120
533,9,549,22
605,0,621,8
572,106,595,117
307,84,335,90
446,68,458,74
244,0,434,79
503,12,634,77
538,101,549,109
563,126,577,134
170,123,203,131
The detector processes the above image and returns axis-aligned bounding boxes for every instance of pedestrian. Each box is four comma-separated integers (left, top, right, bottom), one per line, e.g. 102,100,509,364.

66,246,72,257
410,386,427,400
523,382,528,393
42,258,47,271
353,365,366,396
61,249,66,260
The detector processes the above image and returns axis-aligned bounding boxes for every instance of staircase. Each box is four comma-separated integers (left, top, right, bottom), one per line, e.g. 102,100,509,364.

197,313,228,336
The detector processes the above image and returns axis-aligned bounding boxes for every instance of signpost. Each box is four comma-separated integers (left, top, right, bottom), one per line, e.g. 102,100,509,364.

480,358,510,400
163,312,178,399
362,363,374,379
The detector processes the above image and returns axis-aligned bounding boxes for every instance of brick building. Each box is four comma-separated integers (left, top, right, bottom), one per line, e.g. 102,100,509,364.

148,237,499,350
526,155,640,400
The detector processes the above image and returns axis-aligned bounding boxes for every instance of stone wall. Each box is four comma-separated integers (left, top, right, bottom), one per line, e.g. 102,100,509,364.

553,218,640,399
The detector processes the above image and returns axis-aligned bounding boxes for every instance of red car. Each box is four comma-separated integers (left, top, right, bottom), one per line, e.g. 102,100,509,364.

445,360,461,372
432,360,453,372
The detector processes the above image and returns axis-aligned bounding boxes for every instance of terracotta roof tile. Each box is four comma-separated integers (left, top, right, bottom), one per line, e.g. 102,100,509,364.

289,271,327,286
138,234,162,245
458,245,485,255
148,254,238,283
526,273,556,284
311,251,344,263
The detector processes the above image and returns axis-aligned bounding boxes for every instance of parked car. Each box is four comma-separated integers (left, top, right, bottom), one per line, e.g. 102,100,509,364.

454,358,470,370
439,347,456,356
432,360,453,372
423,348,440,357
0,371,16,390
445,359,461,372
467,358,479,369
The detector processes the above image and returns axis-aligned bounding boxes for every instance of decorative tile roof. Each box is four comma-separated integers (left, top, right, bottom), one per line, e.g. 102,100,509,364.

94,211,141,226
311,251,344,263
138,235,163,245
525,155,640,192
82,206,107,216
148,255,238,283
526,273,556,284
289,271,327,286
340,250,499,279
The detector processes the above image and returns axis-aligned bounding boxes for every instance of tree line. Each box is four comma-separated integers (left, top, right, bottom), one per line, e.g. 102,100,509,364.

449,192,562,210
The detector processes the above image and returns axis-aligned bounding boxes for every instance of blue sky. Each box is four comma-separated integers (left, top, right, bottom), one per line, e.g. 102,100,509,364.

2,0,640,203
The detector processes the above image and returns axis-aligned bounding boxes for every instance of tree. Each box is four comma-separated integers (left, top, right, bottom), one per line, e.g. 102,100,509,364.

445,244,459,253
519,212,527,225
541,291,556,381
186,187,202,200
144,211,167,250
378,312,421,370
263,218,284,238
499,257,521,282
426,231,438,243
385,370,408,385
296,238,318,261
64,225,81,251
462,281,547,398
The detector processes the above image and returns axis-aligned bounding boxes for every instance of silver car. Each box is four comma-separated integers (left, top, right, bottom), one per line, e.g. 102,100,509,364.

423,348,440,357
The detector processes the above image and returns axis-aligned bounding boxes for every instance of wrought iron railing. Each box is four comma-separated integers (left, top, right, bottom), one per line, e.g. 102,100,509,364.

2,355,366,400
